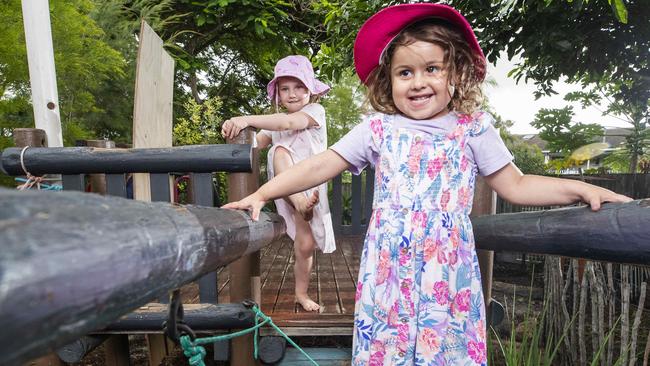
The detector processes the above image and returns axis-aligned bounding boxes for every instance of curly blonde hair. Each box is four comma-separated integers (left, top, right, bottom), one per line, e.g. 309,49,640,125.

366,19,485,116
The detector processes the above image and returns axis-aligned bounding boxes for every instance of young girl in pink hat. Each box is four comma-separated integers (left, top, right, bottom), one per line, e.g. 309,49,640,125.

221,55,335,312
224,4,630,364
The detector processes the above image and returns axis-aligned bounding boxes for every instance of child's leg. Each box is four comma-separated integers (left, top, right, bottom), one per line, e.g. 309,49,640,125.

293,212,319,311
273,146,319,221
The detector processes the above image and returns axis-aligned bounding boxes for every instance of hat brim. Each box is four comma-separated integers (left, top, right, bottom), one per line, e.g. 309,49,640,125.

267,73,331,101
353,3,485,84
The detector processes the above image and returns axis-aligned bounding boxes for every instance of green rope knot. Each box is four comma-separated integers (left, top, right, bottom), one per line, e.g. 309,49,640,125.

178,304,319,365
180,335,207,366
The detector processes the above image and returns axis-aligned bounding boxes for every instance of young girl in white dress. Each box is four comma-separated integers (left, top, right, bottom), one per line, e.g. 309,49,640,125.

221,55,335,312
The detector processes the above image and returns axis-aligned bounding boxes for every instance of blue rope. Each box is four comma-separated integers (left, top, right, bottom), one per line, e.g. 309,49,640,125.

179,305,319,366
14,177,62,190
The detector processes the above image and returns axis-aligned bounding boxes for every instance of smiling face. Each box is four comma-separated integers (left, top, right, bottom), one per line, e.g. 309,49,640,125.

390,41,452,120
276,76,311,113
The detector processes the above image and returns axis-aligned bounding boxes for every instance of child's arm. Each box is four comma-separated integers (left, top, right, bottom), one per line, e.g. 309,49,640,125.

222,112,317,140
256,132,272,149
223,149,350,220
484,163,632,211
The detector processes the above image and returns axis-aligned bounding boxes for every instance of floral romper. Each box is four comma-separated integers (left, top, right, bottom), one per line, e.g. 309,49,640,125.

352,113,488,365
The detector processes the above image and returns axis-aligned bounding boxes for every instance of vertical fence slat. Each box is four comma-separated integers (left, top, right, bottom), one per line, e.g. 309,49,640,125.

105,174,127,198
331,175,342,235
191,173,218,304
351,174,362,234
363,168,374,229
62,175,85,191
149,173,170,202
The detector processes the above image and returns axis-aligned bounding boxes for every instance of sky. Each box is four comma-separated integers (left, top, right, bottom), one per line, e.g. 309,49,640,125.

484,54,630,135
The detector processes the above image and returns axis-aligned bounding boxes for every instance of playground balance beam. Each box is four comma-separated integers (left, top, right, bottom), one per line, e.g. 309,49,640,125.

472,199,650,266
0,188,285,366
0,144,251,175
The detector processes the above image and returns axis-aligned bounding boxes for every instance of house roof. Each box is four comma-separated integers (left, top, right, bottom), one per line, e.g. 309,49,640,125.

516,127,633,152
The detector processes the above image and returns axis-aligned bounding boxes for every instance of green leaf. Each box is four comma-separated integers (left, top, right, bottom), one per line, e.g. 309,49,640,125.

608,0,628,23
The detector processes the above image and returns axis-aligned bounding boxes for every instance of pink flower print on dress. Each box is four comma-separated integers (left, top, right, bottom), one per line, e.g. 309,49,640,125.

374,209,382,227
426,153,446,180
400,278,416,315
452,289,472,315
424,237,448,264
457,113,472,125
447,125,464,141
467,340,487,364
387,301,400,326
417,328,442,358
368,340,386,366
375,249,391,285
432,281,449,305
370,118,383,141
355,281,363,302
408,139,424,176
448,249,458,266
460,154,469,172
450,226,461,249
399,248,412,266
398,323,410,345
457,186,471,208
440,189,451,211
476,316,486,340
411,211,427,240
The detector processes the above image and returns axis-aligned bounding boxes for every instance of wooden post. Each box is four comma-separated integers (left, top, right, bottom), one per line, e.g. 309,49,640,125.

13,128,47,148
20,0,63,147
85,140,116,195
19,204,62,366
13,128,63,366
85,139,130,365
131,19,174,365
470,176,496,316
227,128,260,366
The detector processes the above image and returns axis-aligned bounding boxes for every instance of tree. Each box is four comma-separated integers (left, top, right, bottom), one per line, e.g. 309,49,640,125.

531,107,604,156
0,0,128,146
565,88,649,173
451,0,648,169
321,70,365,146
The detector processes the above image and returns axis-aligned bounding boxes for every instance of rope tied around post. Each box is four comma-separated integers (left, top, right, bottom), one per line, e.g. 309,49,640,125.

166,298,320,366
15,146,44,190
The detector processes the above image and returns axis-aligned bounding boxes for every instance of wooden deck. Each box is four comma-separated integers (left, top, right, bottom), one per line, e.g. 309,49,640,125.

215,235,363,335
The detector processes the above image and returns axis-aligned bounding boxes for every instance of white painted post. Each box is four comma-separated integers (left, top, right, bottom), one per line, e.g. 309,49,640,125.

21,0,63,147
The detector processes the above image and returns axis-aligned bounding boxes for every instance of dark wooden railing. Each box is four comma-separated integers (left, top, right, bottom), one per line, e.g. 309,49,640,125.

2,140,649,365
0,188,284,366
0,142,275,366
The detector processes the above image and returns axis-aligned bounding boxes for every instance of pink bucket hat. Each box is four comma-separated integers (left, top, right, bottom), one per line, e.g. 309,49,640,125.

353,3,486,84
266,55,330,101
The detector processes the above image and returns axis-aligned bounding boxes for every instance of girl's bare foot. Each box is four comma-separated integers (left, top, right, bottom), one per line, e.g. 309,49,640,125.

296,294,320,312
295,190,319,221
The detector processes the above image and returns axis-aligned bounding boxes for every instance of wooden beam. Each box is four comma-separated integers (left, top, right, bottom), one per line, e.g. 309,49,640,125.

0,188,285,366
227,128,260,366
472,199,650,265
0,145,252,175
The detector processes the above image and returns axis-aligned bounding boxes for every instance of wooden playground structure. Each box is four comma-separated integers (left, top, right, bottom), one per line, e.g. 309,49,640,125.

4,6,649,365
1,134,649,365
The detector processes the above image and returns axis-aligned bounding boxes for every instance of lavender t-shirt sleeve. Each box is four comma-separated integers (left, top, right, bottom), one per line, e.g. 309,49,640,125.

330,118,379,175
467,114,514,176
